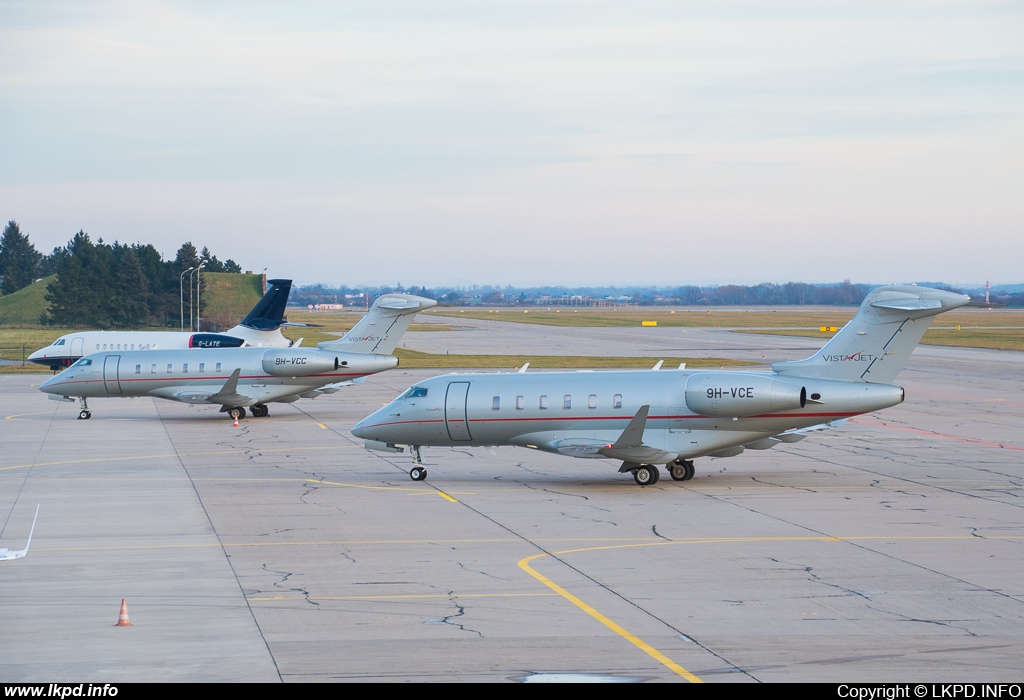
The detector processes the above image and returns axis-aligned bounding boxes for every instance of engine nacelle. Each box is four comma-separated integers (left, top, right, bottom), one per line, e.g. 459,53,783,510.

262,349,340,376
685,373,806,417
189,333,245,349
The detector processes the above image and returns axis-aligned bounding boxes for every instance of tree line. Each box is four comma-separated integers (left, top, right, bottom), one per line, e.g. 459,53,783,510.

0,220,241,328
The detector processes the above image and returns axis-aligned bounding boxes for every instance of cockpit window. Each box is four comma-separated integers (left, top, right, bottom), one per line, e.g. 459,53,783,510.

54,339,66,346
402,387,428,399
70,358,92,368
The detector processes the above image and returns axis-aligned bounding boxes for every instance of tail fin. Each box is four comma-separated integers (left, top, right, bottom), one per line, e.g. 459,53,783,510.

772,285,969,383
318,294,437,355
239,279,292,331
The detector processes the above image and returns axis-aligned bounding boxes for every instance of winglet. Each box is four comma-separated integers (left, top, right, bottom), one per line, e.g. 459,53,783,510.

220,368,241,395
208,368,252,406
611,405,650,449
1,504,39,560
517,363,530,374
652,360,664,371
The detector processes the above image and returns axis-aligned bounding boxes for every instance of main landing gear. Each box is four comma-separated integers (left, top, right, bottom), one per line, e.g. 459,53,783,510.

669,459,696,482
409,446,427,481
632,464,660,486
621,460,697,486
77,398,91,420
222,404,269,421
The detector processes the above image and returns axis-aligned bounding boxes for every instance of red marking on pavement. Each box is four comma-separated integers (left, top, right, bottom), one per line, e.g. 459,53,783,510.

850,418,1024,452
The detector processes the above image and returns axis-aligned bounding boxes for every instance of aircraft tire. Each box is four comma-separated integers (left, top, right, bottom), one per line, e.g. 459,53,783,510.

251,404,268,418
410,466,427,481
671,460,695,481
78,410,91,420
229,407,247,420
633,465,658,486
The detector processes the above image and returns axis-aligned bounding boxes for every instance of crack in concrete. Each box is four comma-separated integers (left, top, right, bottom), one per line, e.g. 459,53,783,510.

262,563,320,608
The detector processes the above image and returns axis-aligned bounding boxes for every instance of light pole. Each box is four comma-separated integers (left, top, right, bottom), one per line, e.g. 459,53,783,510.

188,267,197,332
195,262,207,332
179,267,194,332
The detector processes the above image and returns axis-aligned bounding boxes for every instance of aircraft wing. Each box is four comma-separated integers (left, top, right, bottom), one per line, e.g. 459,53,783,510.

548,405,675,464
0,505,39,561
206,368,257,406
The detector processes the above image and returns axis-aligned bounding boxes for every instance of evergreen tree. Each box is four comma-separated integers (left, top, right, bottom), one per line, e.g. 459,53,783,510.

108,247,150,327
0,220,42,294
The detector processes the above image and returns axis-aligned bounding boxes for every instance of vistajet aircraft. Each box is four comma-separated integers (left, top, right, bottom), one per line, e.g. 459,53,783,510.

353,285,969,485
40,294,436,420
29,279,297,370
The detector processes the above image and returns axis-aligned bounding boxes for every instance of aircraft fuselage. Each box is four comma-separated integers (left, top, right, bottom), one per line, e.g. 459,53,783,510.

352,369,905,461
40,346,397,406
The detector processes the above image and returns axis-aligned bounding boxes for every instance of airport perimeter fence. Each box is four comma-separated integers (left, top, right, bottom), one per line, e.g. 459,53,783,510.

0,345,30,365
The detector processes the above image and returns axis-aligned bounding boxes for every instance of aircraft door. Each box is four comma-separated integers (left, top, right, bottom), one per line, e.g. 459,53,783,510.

444,381,472,442
103,355,122,395
70,337,84,358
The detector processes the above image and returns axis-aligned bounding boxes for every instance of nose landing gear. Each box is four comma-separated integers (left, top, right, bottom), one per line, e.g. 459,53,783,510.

77,398,91,420
409,446,427,481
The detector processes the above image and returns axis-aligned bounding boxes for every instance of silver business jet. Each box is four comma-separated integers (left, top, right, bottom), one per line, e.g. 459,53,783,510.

352,285,969,485
40,294,436,420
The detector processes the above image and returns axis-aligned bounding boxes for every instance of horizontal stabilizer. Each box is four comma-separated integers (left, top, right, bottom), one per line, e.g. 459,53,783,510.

318,294,437,355
773,285,969,383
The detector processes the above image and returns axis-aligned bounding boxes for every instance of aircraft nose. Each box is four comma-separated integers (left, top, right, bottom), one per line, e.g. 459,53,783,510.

38,375,58,394
351,417,374,439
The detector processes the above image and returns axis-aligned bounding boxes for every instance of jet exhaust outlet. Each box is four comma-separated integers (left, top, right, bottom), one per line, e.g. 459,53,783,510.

684,373,807,417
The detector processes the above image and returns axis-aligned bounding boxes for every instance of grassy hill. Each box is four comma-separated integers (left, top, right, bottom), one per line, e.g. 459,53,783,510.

0,275,55,326
199,273,265,331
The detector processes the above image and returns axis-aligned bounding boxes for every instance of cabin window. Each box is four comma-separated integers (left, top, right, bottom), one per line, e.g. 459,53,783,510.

216,362,222,372
182,363,188,373
563,395,572,410
166,364,173,373
539,395,548,410
588,394,597,409
135,364,141,374
103,344,107,350
130,344,135,350
96,344,100,350
151,364,157,374
199,363,205,373
515,395,525,410
492,396,501,410
613,394,623,409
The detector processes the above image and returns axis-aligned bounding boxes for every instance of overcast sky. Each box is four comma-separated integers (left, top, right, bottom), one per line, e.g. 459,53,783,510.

2,1,1022,287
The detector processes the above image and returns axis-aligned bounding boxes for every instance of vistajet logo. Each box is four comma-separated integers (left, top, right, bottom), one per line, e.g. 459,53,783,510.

823,351,874,362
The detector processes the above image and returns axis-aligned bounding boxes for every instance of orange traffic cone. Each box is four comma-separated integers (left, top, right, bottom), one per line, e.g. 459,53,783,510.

232,416,239,428
115,598,133,627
